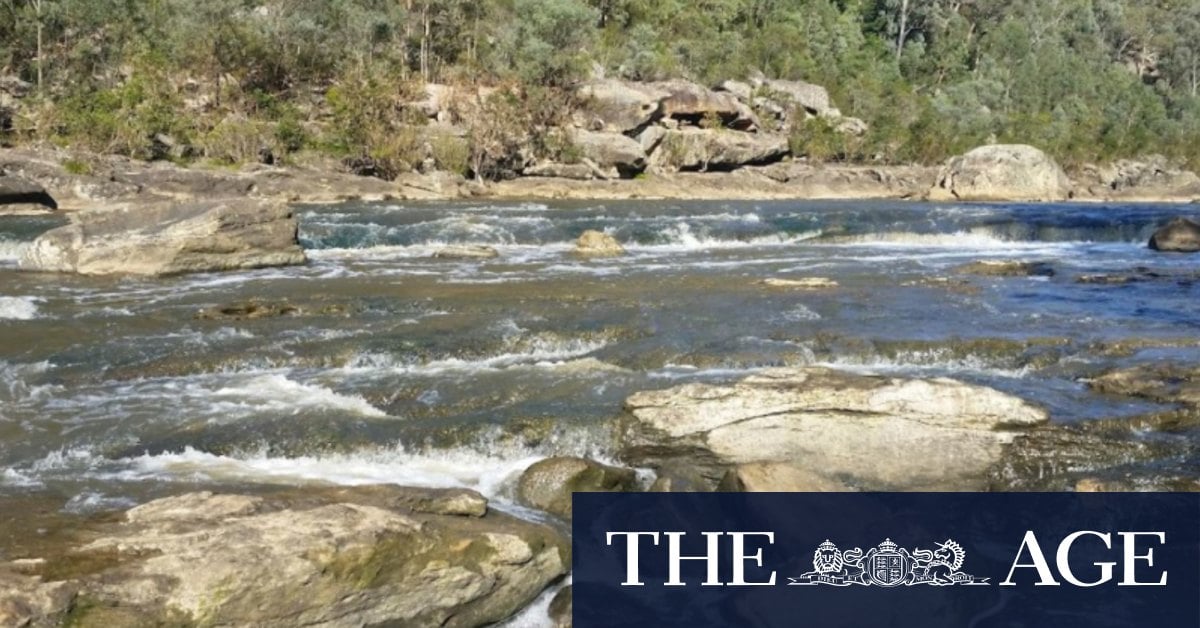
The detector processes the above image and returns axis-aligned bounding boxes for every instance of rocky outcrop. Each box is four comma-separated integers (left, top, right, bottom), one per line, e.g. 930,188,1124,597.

1148,217,1200,252
755,78,835,117
574,230,625,256
929,145,1071,202
0,487,566,628
576,79,665,134
618,367,1048,490
649,129,788,172
1074,156,1200,201
0,171,56,212
570,130,647,177
18,198,307,276
517,457,637,519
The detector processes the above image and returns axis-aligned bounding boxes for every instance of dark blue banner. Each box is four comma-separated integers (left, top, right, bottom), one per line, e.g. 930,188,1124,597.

572,493,1200,627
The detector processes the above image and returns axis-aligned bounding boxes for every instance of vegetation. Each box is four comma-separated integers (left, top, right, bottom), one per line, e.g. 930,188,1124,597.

1,0,1198,173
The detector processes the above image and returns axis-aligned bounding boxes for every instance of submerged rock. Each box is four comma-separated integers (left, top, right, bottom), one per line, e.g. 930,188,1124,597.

760,277,838,289
432,244,500,259
196,300,302,320
18,198,306,276
929,145,1071,202
517,457,637,519
0,486,566,627
618,367,1048,490
953,260,1055,277
1148,217,1200,252
1090,364,1200,407
574,230,625,256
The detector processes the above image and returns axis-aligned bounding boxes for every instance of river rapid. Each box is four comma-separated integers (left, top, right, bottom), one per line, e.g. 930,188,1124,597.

1,199,1197,515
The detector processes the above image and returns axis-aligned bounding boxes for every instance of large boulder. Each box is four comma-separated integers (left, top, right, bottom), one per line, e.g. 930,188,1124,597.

574,230,625,256
1148,217,1200,252
0,171,57,212
517,457,637,519
18,198,306,276
653,80,759,131
929,144,1072,202
649,129,789,172
569,130,647,177
618,367,1048,490
576,79,666,134
0,486,567,628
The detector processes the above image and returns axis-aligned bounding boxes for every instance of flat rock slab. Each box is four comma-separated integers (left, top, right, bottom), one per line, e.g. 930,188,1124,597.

18,198,306,276
0,486,566,628
619,367,1048,490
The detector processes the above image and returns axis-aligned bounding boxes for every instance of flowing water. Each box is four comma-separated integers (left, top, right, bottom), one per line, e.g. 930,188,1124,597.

1,199,1198,514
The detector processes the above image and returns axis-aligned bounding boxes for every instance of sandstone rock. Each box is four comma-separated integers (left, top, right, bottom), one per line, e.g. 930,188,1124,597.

714,79,754,102
575,230,625,256
1090,364,1200,407
18,198,307,276
649,129,788,172
757,79,834,116
1148,217,1200,252
570,130,647,177
930,145,1070,202
760,277,838,289
654,80,759,131
576,79,665,134
0,486,566,628
619,367,1048,490
517,457,637,519
433,244,501,259
0,171,57,212
718,462,852,492
953,260,1055,277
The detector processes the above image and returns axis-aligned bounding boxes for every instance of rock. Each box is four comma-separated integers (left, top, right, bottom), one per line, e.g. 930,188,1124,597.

433,245,501,259
517,457,637,519
618,367,1048,490
636,125,667,154
929,145,1071,202
1090,364,1200,407
759,277,838,289
1075,477,1132,492
718,462,852,492
1148,217,1200,252
653,80,759,130
0,486,566,627
18,198,307,276
0,172,57,211
953,260,1055,277
548,585,572,628
757,78,834,116
714,79,754,102
570,130,647,177
576,79,665,134
649,129,789,172
196,300,302,320
574,230,625,256
0,75,32,99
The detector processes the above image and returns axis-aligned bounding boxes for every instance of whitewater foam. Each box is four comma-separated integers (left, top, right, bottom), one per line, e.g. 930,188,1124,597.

0,296,41,320
210,374,388,417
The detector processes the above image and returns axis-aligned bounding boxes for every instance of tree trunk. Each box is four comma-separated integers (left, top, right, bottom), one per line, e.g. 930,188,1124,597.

896,0,910,63
35,0,43,97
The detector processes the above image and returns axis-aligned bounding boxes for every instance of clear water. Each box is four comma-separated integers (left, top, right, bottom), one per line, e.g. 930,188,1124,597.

1,199,1197,511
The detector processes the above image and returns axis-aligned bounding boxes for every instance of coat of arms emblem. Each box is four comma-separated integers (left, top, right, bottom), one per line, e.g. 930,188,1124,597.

789,538,988,587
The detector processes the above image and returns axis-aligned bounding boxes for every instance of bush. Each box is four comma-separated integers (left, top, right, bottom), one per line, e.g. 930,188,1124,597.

431,134,470,176
789,115,844,162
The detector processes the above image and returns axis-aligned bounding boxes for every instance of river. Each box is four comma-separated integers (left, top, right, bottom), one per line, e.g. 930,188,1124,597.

1,199,1197,515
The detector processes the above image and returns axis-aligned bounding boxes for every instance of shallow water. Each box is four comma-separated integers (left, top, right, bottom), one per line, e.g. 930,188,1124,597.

1,199,1197,511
